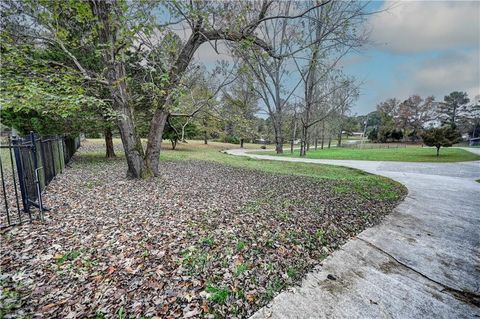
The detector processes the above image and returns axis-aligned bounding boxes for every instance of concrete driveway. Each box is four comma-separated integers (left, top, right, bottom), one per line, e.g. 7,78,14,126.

224,149,480,318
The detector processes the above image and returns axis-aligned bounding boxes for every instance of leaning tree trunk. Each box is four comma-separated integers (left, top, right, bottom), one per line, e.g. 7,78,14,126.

109,63,145,178
115,97,146,178
144,108,169,177
92,0,146,178
104,127,116,158
107,64,145,178
142,28,205,176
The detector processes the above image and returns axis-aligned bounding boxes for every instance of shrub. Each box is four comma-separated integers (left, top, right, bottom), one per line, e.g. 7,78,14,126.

223,135,240,144
368,128,378,142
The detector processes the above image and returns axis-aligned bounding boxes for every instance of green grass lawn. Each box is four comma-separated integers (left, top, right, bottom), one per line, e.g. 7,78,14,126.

82,139,407,201
0,148,15,171
261,146,480,162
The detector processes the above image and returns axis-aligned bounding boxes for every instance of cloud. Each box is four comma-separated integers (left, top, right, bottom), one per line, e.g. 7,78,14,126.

369,1,480,53
194,41,233,64
382,50,479,104
338,54,371,68
411,51,479,97
352,49,480,114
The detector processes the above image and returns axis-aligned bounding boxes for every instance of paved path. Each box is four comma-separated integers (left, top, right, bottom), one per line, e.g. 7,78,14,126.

224,149,480,318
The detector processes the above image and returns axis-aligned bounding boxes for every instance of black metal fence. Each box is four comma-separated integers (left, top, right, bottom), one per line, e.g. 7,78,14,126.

0,133,80,228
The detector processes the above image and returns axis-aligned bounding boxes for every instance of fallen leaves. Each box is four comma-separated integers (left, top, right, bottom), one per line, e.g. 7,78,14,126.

106,266,116,275
0,140,403,318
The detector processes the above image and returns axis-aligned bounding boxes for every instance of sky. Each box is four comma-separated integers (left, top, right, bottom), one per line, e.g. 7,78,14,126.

342,0,480,115
191,0,480,116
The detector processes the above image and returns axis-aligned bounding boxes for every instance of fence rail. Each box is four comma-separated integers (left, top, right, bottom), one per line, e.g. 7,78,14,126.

339,142,409,149
0,133,80,228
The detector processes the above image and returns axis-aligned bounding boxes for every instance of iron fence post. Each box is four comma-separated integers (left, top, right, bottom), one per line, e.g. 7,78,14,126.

8,137,22,223
30,132,39,172
11,136,30,218
0,154,11,225
30,132,46,220
34,167,45,222
50,138,56,176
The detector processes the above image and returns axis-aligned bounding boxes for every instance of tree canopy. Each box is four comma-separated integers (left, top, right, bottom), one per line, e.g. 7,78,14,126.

421,126,462,156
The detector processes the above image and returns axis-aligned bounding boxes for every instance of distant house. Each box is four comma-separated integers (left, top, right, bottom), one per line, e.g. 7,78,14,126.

469,137,480,146
349,131,364,137
255,138,271,144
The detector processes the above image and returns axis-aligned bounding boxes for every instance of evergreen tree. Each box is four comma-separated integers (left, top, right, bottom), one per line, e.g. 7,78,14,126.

421,126,462,156
439,91,470,129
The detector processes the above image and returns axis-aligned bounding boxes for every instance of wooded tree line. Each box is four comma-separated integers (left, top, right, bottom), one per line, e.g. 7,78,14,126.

1,0,370,178
357,91,479,143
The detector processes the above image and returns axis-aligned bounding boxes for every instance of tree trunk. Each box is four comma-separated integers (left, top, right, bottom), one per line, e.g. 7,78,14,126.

321,121,325,150
315,138,318,150
144,108,169,177
204,131,208,144
337,129,343,147
240,138,244,148
273,120,284,154
92,0,146,179
171,138,177,150
328,136,332,148
300,125,308,157
291,119,297,154
114,88,146,178
142,30,205,176
104,127,116,158
436,146,440,156
275,136,284,154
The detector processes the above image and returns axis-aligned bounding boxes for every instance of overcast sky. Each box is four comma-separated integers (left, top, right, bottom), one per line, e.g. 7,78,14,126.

343,0,480,115
192,1,480,116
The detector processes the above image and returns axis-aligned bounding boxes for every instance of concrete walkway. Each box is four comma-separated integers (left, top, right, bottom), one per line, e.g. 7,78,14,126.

224,149,480,318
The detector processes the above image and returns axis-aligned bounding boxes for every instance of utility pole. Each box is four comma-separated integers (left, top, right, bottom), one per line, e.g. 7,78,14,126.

361,115,368,148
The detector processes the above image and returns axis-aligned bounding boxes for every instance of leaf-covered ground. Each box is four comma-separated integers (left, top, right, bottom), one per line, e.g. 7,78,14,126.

1,141,406,318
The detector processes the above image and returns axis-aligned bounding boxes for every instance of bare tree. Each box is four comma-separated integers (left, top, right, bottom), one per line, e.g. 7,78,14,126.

3,0,332,177
396,95,435,141
291,0,367,156
236,1,304,154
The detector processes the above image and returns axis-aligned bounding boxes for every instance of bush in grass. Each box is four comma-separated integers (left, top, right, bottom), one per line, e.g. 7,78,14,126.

222,135,240,144
368,127,379,142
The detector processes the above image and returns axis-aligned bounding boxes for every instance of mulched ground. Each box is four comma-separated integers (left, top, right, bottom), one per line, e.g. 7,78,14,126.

1,142,403,318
